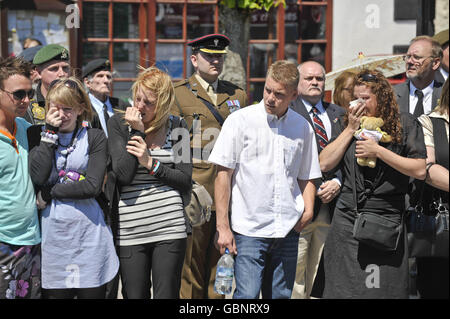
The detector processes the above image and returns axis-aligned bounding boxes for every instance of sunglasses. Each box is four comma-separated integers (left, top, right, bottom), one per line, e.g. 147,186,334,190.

0,88,35,101
49,79,79,91
358,73,378,82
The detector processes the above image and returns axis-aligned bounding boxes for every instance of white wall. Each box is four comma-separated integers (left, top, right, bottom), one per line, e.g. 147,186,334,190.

332,0,416,70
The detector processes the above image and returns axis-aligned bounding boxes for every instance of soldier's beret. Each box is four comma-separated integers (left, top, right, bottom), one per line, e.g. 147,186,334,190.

17,45,43,63
188,34,230,54
82,58,111,78
433,29,449,47
33,44,69,65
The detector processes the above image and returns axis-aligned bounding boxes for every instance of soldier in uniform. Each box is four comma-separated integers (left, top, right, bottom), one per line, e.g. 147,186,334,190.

82,58,130,136
23,44,70,125
171,33,247,299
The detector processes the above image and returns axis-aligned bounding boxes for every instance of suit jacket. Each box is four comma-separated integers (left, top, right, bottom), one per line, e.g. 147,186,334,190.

290,97,345,221
171,74,247,210
394,80,443,116
434,68,447,84
91,96,130,132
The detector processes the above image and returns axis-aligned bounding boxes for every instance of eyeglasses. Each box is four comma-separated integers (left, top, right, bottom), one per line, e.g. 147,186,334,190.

0,88,35,101
358,73,378,82
403,54,434,63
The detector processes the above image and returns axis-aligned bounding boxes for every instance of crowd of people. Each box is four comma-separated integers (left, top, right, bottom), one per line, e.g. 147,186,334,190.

0,29,448,299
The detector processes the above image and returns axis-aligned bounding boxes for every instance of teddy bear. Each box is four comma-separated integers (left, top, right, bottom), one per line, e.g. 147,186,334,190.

354,116,392,168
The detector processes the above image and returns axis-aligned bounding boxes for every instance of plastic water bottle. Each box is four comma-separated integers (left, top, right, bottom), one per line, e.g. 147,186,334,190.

214,248,234,295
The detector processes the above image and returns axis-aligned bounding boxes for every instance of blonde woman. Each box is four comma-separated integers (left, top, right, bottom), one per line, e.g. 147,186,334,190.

416,78,449,299
28,77,119,299
107,66,192,299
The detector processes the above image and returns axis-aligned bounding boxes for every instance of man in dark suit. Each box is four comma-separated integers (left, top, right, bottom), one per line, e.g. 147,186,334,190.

82,58,129,136
394,35,443,118
290,61,345,299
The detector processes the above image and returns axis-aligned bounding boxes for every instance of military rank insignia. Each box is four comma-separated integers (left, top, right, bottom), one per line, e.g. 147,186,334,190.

31,103,46,120
226,100,241,113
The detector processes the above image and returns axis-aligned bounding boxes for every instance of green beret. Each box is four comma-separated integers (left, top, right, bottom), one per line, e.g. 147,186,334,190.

433,29,449,47
33,44,69,65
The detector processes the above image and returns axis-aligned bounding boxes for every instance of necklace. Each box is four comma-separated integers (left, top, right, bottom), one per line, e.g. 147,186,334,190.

58,125,80,156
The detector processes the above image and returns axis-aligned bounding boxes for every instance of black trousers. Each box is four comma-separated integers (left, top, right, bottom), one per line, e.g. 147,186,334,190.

42,285,106,299
119,238,187,299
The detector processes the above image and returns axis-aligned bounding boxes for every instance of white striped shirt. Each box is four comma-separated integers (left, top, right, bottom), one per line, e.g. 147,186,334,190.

117,129,187,246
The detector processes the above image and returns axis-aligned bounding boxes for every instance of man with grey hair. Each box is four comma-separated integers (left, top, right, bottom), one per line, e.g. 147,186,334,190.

210,60,321,299
290,60,345,299
394,35,443,117
82,58,129,136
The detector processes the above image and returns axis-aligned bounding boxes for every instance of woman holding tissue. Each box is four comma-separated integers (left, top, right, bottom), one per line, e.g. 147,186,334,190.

107,66,192,299
318,70,427,298
28,77,119,299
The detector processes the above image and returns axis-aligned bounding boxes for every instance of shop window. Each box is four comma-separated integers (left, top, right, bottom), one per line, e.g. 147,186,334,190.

77,0,332,103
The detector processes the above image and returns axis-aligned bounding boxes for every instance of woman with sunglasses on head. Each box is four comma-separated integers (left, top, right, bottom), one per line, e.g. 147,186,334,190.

318,70,427,299
107,66,192,299
27,77,119,299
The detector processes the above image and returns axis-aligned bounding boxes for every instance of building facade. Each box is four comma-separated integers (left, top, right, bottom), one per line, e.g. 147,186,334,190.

0,0,447,103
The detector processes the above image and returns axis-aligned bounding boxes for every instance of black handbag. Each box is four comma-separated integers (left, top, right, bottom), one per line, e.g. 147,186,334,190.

407,116,449,258
407,186,449,258
350,153,402,251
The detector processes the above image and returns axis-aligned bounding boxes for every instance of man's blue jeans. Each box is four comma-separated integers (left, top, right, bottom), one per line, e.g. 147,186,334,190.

233,230,299,299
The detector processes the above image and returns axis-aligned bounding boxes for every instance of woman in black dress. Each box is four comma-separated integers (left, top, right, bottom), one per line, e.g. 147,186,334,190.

319,70,427,298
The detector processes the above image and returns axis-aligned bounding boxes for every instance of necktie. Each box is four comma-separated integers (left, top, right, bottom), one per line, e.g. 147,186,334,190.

207,85,217,105
413,89,424,118
103,104,110,124
311,106,328,152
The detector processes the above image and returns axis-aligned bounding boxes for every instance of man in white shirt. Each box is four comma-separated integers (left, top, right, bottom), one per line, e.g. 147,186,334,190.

394,36,443,117
209,60,321,299
82,58,129,136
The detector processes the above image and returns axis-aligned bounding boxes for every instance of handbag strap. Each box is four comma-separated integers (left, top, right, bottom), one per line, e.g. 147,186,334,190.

352,153,359,214
429,116,449,206
351,145,385,214
430,117,449,170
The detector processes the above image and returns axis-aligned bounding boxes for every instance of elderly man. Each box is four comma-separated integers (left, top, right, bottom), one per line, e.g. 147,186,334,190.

171,33,247,299
394,35,443,117
433,29,449,83
210,60,321,299
23,44,70,125
290,61,345,299
0,57,41,299
82,58,129,136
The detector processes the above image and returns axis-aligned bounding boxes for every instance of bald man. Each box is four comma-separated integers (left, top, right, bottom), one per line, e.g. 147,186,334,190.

290,61,345,299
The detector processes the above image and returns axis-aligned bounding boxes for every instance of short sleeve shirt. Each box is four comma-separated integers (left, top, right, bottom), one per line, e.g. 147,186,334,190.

209,101,322,238
0,118,40,245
